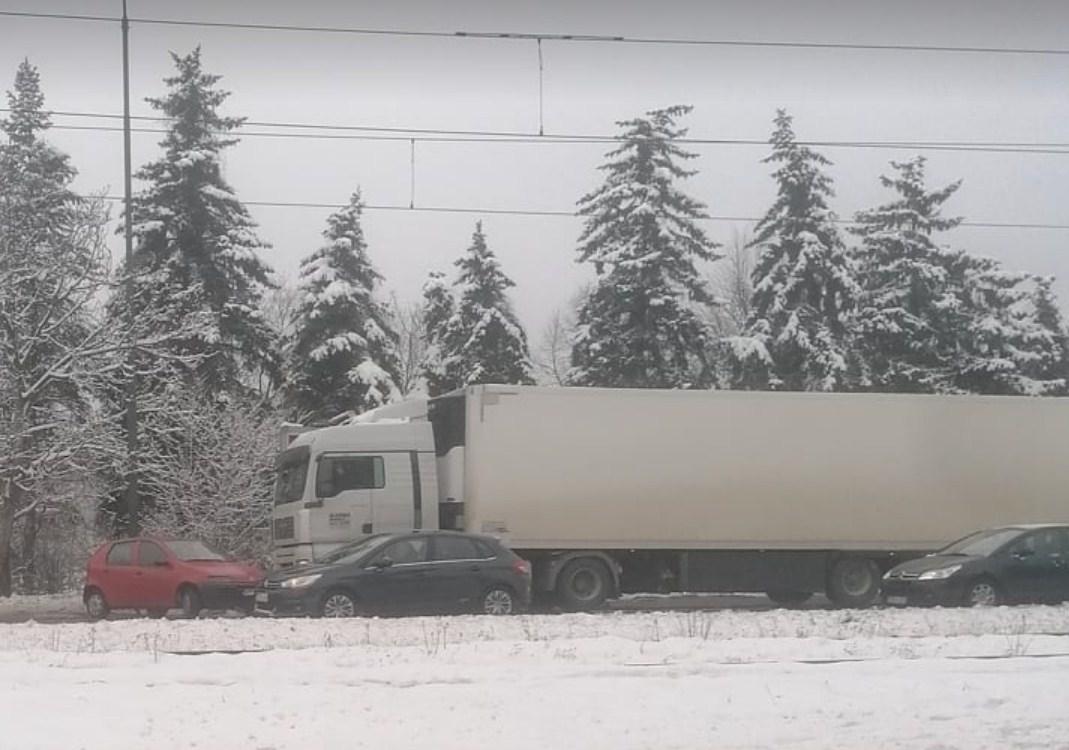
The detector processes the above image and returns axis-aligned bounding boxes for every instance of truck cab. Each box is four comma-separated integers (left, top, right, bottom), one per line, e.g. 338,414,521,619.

271,419,439,568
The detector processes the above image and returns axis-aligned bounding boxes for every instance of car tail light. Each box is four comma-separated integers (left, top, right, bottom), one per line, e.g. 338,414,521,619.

512,558,531,577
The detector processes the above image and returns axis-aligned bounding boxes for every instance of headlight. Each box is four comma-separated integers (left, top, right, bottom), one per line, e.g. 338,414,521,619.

917,565,962,581
280,574,322,589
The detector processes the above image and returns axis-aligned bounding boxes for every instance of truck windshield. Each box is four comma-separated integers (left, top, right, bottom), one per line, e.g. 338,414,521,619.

275,447,309,506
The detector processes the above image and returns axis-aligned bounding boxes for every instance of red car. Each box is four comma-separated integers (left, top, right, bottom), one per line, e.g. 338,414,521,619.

83,537,264,620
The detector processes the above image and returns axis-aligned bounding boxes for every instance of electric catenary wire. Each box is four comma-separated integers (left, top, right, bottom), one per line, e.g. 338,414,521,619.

93,196,1069,231
2,10,1069,56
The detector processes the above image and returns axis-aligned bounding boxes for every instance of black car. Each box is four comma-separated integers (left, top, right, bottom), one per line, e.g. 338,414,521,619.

882,525,1069,607
256,531,532,617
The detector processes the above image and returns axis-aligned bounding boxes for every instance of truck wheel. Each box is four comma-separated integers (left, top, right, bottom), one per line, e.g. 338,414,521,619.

766,590,813,606
826,558,880,608
556,558,612,611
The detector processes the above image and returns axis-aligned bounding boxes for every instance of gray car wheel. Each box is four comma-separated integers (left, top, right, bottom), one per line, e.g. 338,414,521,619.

482,587,515,615
965,579,1000,607
320,591,357,618
85,589,109,621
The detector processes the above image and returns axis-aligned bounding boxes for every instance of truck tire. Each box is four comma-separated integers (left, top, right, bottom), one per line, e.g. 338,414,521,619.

556,558,613,611
766,590,813,606
826,558,880,608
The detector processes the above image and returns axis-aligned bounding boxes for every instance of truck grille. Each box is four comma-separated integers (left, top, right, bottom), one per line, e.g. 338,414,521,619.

273,516,295,540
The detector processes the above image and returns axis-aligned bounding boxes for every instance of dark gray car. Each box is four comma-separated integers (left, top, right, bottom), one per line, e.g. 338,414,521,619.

256,531,532,617
882,525,1069,607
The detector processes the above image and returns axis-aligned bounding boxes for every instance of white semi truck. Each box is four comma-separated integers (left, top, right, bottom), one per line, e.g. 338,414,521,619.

271,385,1069,608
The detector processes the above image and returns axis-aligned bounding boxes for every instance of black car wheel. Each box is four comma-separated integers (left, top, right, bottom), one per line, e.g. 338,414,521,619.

178,586,202,618
85,589,109,621
481,587,515,615
320,590,357,618
964,578,1000,607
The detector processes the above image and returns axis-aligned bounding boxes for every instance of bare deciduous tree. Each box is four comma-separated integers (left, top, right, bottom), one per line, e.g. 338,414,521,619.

390,293,427,396
138,389,279,564
706,229,756,338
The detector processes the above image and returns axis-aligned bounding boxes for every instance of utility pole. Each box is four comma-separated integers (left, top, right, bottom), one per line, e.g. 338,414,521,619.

121,0,140,535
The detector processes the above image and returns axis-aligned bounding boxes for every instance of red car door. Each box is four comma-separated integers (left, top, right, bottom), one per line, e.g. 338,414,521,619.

100,541,137,608
135,541,178,609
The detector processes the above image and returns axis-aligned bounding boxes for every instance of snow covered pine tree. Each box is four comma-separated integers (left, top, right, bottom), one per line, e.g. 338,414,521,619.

570,105,720,388
117,47,279,397
285,191,402,423
852,156,1063,395
419,270,457,396
439,222,534,389
728,109,857,391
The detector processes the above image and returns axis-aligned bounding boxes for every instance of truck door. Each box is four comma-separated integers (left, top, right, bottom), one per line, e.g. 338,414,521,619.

312,454,381,539
369,453,414,535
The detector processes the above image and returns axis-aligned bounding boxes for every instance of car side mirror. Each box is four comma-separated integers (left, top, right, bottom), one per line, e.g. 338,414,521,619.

1012,548,1035,560
370,558,393,570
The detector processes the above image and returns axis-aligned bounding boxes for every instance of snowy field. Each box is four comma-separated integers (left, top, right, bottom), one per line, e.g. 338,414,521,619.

2,605,1069,750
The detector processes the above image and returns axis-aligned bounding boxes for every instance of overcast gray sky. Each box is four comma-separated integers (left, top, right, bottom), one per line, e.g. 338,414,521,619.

2,0,1067,337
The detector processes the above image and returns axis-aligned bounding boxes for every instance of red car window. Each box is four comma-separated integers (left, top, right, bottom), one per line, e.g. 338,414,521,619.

106,542,134,566
138,542,168,566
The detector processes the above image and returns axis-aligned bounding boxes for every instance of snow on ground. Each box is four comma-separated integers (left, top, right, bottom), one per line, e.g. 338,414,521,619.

2,605,1068,749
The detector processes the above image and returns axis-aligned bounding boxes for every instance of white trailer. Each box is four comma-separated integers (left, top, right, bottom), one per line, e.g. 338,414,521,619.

271,385,1069,608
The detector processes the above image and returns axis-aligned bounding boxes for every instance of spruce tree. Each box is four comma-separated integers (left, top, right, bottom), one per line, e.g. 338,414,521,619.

730,109,856,391
853,156,1064,395
1029,277,1069,394
952,259,1064,395
285,192,401,422
118,48,278,396
570,105,719,388
418,270,457,396
851,156,965,392
441,222,533,387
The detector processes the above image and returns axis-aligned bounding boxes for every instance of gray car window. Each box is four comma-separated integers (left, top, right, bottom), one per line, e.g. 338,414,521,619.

433,536,483,561
106,541,133,566
371,538,428,566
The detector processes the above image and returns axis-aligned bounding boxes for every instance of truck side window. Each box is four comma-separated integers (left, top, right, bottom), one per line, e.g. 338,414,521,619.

316,456,385,498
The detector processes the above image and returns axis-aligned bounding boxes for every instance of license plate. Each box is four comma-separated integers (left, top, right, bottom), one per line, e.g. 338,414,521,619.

886,596,908,606
255,591,269,604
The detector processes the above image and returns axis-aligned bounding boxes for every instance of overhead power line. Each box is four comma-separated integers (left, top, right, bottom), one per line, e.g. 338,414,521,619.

12,110,1069,156
2,10,1068,57
93,196,1069,230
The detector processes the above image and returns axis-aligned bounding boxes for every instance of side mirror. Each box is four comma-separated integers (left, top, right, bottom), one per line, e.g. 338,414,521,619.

1012,548,1035,560
370,558,393,570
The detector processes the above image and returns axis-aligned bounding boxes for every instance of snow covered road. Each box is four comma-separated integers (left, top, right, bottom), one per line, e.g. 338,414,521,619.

2,606,1068,749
